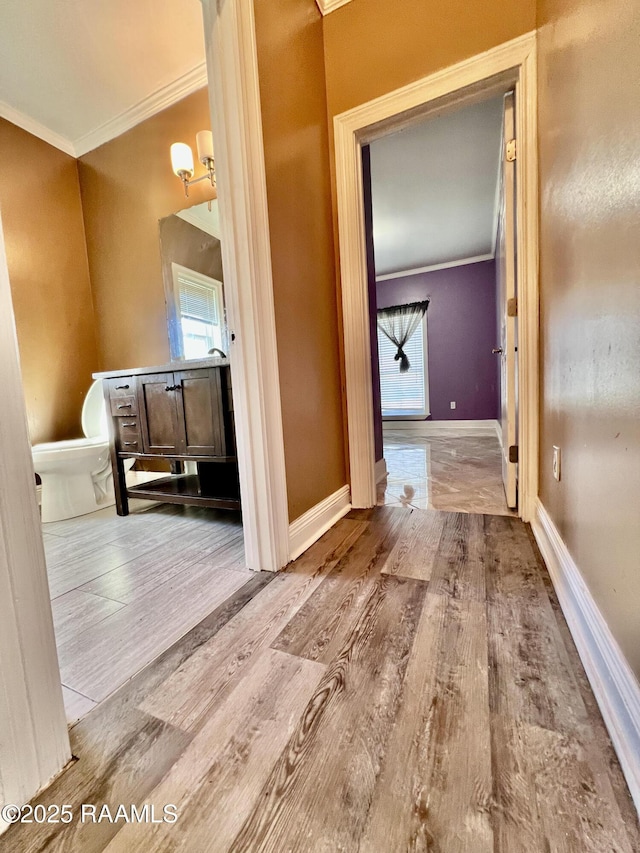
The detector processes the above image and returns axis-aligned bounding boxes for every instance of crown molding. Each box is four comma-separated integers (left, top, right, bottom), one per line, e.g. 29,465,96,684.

376,252,495,282
73,61,209,157
0,99,75,156
0,62,209,160
315,0,353,15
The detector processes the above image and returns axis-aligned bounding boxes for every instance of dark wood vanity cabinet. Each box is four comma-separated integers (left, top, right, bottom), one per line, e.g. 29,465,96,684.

137,368,230,457
95,360,239,516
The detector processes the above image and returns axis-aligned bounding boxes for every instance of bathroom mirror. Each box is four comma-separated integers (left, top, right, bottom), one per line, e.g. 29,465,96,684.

159,199,228,361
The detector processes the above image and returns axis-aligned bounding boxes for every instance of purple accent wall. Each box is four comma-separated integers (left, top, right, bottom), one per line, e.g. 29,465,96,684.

362,146,384,461
376,260,499,420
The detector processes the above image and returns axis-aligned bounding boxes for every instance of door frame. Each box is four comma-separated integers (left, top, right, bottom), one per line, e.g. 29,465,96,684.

200,0,290,571
334,31,539,521
0,211,71,833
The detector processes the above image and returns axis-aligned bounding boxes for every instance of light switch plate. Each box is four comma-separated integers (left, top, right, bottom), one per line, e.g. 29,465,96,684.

450,401,456,410
552,446,561,481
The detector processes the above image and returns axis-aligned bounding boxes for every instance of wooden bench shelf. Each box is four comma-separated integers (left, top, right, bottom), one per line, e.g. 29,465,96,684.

126,474,241,511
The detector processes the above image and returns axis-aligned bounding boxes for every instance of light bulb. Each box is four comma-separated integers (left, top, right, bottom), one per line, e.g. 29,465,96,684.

170,142,194,178
196,130,214,165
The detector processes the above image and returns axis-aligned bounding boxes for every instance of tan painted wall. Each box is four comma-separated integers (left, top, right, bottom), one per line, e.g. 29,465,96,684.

322,0,536,118
77,89,215,372
537,0,640,676
253,0,347,520
0,119,99,443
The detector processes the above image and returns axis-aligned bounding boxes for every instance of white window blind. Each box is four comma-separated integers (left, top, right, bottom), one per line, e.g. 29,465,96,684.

171,264,224,360
179,278,219,325
377,319,429,417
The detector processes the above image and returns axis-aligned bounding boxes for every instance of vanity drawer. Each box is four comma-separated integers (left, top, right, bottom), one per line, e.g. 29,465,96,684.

110,395,138,416
107,377,135,398
115,419,141,452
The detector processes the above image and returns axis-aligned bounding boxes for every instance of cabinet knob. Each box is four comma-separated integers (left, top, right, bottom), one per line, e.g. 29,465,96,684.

117,403,132,409
165,384,181,392
115,384,130,390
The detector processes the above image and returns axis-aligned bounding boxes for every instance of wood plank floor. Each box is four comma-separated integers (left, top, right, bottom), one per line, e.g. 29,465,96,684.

43,502,248,721
3,507,638,852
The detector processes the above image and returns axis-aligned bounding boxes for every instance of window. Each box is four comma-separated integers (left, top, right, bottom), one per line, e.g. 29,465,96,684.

377,315,429,418
171,264,225,360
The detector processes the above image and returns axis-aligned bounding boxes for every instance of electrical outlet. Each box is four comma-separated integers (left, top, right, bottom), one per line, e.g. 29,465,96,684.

450,401,456,410
552,446,561,481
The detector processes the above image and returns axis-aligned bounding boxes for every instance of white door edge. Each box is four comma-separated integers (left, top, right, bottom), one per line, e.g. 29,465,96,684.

498,91,518,509
0,211,70,831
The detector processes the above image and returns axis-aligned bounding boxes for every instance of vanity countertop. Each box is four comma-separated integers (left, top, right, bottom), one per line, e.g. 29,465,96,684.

93,357,229,379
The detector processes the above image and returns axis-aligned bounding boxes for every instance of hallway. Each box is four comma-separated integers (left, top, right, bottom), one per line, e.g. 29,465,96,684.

3,507,637,852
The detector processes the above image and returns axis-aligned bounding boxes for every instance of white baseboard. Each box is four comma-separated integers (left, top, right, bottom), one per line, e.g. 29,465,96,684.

375,458,388,484
383,419,499,435
532,499,640,815
288,485,351,562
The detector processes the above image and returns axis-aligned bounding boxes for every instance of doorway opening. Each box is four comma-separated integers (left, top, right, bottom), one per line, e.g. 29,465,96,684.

334,33,538,522
28,198,252,726
363,93,517,516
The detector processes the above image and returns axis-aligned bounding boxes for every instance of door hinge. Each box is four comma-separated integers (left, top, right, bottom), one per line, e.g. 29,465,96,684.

507,297,517,317
506,138,517,162
509,445,519,464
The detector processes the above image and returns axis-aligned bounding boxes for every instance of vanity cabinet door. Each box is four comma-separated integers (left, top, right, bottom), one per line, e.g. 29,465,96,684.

173,368,226,457
137,373,182,455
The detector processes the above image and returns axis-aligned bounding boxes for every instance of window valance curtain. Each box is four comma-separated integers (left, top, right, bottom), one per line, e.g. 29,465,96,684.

377,300,429,372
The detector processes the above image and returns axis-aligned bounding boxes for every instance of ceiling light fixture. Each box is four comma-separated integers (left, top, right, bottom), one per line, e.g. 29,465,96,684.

170,130,215,197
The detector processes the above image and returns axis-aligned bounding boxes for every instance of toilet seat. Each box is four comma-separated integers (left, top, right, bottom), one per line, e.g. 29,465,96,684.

33,436,107,452
81,378,108,438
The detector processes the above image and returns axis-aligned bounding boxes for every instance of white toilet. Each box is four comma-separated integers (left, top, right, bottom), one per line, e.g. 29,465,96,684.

32,380,126,523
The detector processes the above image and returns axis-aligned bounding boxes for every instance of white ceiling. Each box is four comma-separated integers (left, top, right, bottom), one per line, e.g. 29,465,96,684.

177,200,221,240
369,95,504,279
0,0,207,156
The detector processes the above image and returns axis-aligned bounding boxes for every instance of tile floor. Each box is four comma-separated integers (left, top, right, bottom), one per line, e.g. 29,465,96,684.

43,497,248,724
379,427,515,515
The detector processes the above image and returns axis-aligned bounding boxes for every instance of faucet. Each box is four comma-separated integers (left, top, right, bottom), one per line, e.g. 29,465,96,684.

208,347,227,359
